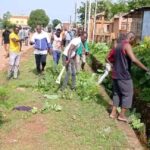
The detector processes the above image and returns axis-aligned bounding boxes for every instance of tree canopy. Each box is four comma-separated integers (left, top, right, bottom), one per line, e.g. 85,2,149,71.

78,0,150,24
3,11,11,20
52,19,61,29
28,9,49,29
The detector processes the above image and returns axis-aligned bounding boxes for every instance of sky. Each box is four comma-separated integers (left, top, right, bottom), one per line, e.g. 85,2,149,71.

0,0,85,22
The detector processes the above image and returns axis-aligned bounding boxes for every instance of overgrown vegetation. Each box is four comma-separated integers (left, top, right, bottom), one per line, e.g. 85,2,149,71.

89,42,109,64
0,53,129,149
88,41,148,139
132,37,150,103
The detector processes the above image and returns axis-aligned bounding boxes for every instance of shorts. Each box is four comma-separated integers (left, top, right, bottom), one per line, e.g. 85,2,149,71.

112,79,133,109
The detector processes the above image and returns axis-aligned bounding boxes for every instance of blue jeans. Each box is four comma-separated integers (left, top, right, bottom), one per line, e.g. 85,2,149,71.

53,50,61,65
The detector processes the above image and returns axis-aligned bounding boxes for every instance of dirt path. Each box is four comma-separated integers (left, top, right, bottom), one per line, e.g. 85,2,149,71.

0,44,32,71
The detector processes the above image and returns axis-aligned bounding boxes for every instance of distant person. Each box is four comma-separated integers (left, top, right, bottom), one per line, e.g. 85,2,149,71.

65,30,72,47
18,26,25,49
47,27,52,42
24,28,29,46
76,40,89,72
1,27,11,58
52,29,62,70
8,26,23,79
61,31,87,90
108,32,150,122
30,25,52,74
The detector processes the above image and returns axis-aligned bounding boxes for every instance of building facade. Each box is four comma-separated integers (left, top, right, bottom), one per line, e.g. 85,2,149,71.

9,16,29,27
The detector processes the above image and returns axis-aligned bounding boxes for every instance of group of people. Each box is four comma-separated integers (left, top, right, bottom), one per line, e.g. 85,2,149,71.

1,26,30,59
2,24,150,122
30,25,89,90
4,25,89,90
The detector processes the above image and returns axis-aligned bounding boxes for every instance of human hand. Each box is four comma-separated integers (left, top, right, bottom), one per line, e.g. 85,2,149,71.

65,59,70,65
85,52,89,56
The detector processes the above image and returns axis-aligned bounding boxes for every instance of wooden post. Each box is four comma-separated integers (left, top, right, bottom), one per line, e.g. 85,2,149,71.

84,1,88,31
92,0,98,43
88,0,91,42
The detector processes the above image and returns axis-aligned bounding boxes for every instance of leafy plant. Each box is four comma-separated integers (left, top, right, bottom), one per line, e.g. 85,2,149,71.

89,42,109,64
127,108,144,131
76,72,99,101
0,87,8,100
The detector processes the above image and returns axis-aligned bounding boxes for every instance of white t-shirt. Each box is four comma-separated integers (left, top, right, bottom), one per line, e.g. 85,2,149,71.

63,37,81,57
52,34,62,51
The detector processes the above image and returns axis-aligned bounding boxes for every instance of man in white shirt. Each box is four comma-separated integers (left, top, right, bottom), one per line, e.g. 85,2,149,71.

30,25,52,74
61,31,87,90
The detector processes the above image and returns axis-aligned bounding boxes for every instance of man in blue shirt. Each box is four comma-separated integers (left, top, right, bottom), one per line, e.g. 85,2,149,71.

30,25,52,74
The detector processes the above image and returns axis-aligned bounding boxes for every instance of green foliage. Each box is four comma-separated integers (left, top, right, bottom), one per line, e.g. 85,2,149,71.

78,0,113,23
139,88,150,103
38,68,59,93
132,37,150,102
28,9,49,29
31,107,38,114
2,20,15,29
89,42,109,64
0,87,8,100
78,0,150,23
127,108,144,131
52,19,61,29
44,94,59,100
3,11,11,20
41,101,62,113
127,0,150,10
76,72,99,101
111,1,129,17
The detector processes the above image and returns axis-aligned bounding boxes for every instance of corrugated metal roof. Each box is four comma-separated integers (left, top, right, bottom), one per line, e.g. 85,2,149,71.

123,6,150,18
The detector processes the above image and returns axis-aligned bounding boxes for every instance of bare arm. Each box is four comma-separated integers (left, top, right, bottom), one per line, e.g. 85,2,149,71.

125,44,148,72
11,38,22,43
67,44,76,60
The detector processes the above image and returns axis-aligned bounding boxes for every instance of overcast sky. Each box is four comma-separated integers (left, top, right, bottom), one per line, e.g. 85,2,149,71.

0,0,86,22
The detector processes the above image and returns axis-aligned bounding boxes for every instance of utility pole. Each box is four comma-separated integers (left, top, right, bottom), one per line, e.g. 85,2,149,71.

74,2,77,27
87,0,91,42
84,1,88,31
92,0,98,43
70,15,72,30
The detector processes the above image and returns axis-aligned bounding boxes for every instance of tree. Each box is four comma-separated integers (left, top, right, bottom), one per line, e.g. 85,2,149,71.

78,0,113,24
3,11,11,20
52,19,61,29
111,0,129,17
28,9,49,29
127,0,150,10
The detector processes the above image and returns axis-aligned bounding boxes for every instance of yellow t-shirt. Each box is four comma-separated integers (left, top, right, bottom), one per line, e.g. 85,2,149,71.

9,32,20,52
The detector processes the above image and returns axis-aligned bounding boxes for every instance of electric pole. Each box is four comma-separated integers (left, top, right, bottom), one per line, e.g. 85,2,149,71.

84,1,88,31
88,0,91,42
74,2,77,27
92,0,98,43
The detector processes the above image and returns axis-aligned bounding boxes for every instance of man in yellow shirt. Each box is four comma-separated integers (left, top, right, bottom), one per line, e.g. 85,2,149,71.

8,26,22,79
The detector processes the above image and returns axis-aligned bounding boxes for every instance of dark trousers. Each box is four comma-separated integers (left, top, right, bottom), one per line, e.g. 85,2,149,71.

35,54,47,73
